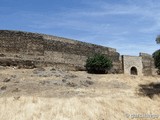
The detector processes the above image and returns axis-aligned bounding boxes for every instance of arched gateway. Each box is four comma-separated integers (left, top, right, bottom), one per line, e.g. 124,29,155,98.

130,66,138,75
122,55,143,76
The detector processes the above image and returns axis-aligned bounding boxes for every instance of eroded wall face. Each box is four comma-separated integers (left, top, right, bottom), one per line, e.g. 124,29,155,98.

140,53,156,76
0,31,45,59
0,30,121,72
122,55,143,75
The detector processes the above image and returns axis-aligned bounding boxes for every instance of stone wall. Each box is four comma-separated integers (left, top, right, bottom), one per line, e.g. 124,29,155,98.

121,53,157,76
0,30,121,72
139,53,156,76
122,55,143,75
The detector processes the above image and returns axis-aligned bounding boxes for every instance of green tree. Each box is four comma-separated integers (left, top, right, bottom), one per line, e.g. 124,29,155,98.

153,35,160,72
85,53,112,74
156,35,160,44
153,49,160,70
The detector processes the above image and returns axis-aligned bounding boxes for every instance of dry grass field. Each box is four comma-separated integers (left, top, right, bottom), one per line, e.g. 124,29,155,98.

0,66,160,120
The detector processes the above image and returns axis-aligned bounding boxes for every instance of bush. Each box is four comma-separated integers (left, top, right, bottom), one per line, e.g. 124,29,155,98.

153,49,160,70
85,53,112,74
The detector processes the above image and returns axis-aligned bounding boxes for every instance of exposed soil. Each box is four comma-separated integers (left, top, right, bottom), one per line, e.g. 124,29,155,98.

0,66,160,120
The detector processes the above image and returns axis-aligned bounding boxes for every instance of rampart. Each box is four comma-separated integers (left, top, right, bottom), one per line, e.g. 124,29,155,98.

0,30,122,72
139,53,156,76
122,55,143,75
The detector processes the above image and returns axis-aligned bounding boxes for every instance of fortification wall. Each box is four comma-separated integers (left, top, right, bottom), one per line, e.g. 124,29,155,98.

139,53,156,76
122,55,143,75
0,30,121,72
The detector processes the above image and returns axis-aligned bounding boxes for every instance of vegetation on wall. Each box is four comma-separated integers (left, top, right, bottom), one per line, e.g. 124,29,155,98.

85,53,112,74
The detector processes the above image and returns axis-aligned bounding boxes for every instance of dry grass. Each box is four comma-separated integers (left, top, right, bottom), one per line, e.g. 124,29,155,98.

0,67,160,120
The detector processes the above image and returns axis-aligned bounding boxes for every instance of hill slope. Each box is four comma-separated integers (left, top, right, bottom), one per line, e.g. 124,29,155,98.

0,67,160,120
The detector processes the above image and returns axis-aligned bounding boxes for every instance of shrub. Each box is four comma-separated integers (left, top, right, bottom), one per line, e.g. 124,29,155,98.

153,49,160,70
85,53,112,74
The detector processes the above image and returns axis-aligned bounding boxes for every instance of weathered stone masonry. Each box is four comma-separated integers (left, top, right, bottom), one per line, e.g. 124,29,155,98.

121,53,156,76
0,30,121,72
0,30,157,75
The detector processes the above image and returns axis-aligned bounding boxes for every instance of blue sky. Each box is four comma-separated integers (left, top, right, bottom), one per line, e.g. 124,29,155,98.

0,0,160,55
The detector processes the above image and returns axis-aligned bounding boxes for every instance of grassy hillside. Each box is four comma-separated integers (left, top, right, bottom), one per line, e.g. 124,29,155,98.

0,67,160,120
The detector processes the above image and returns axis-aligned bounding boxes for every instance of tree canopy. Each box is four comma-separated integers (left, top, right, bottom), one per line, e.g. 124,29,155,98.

156,35,160,44
153,50,160,70
153,35,160,73
85,53,112,74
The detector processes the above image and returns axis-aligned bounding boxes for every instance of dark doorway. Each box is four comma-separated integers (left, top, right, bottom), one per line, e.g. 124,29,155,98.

130,67,138,75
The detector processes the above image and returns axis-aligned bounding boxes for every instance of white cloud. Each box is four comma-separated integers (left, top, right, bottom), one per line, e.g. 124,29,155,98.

1,0,160,55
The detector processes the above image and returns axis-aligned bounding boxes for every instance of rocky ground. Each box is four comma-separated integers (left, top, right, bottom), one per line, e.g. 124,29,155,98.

0,66,160,120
